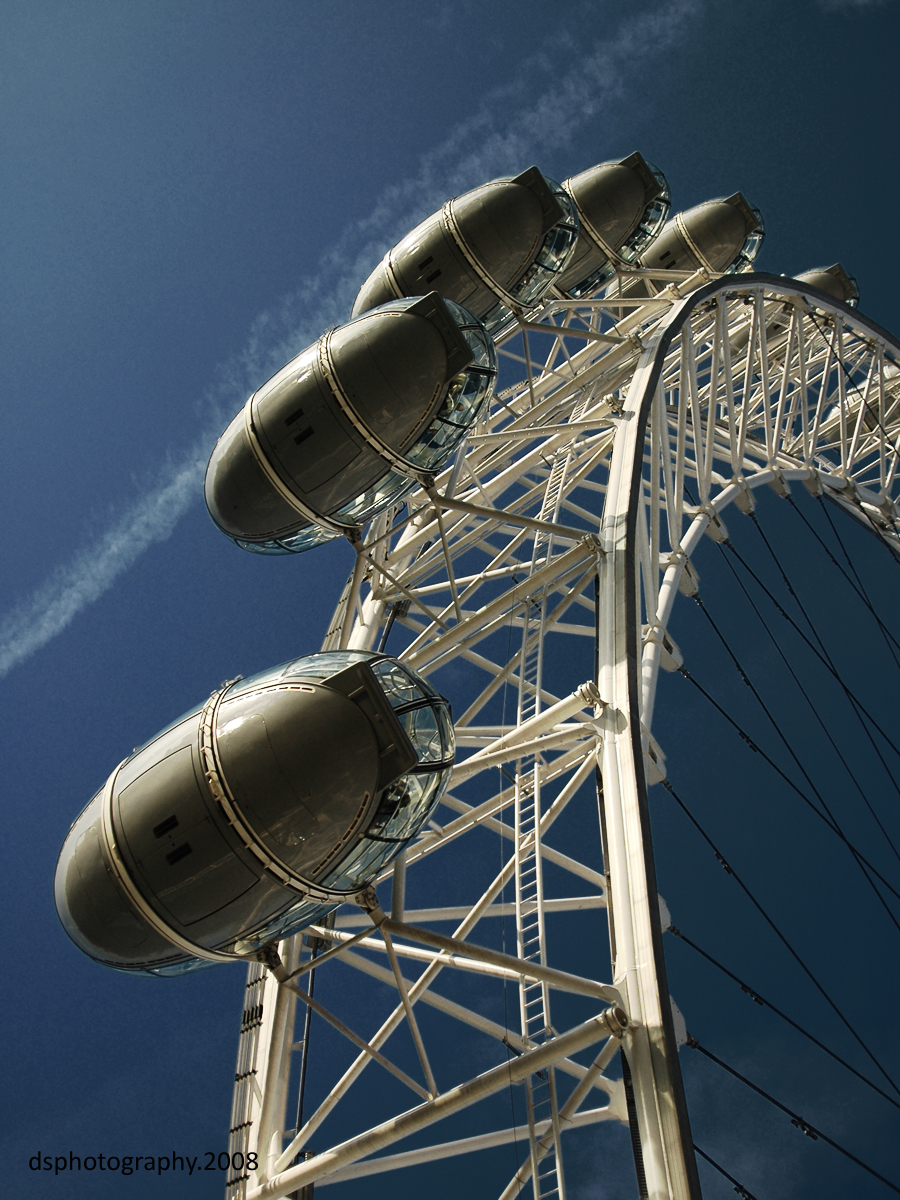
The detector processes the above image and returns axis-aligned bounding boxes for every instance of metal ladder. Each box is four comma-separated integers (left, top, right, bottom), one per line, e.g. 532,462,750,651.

512,395,589,1199
226,962,268,1198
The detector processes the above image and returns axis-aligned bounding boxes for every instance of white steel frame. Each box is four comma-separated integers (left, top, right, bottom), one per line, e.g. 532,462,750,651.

224,266,900,1200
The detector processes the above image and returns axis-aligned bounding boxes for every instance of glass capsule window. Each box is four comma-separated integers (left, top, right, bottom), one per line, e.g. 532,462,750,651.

232,524,340,556
332,468,416,528
565,160,673,299
617,161,671,265
234,896,337,955
370,657,423,706
728,205,765,274
385,298,497,474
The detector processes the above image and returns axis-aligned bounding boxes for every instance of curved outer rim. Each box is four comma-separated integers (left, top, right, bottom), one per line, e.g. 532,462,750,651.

599,271,900,1200
222,272,900,1200
98,759,238,965
198,682,372,903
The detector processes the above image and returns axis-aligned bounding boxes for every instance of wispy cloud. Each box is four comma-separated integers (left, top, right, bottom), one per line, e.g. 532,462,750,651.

817,0,893,9
0,0,700,680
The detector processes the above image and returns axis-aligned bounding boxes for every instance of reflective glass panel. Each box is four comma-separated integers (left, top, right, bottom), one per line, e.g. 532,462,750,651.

333,470,416,526
371,658,424,707
282,650,375,681
728,206,765,274
617,161,671,265
486,179,580,337
402,705,444,763
231,523,342,555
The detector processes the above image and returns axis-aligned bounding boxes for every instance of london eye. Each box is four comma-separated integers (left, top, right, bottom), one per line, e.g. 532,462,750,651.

56,155,900,1200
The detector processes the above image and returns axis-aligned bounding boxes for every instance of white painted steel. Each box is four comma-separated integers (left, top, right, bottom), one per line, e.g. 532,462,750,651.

224,268,900,1200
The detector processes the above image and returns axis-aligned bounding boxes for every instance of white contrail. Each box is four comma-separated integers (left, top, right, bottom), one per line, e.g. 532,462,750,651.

0,450,205,678
0,0,699,680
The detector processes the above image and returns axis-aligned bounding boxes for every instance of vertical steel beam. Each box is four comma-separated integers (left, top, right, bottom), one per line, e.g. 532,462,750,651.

596,339,701,1200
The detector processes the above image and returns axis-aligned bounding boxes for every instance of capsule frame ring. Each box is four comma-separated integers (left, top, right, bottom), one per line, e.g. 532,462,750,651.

318,330,443,481
674,212,715,275
242,399,353,537
441,199,523,313
562,184,619,265
99,761,238,965
198,682,369,904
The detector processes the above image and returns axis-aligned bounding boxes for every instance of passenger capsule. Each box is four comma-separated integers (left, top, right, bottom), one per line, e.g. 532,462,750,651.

732,262,859,359
351,166,580,338
556,153,670,297
55,652,455,976
205,293,496,555
793,263,859,306
641,192,764,275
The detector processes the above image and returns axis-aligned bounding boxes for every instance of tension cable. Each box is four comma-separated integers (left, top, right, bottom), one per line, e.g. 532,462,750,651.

688,1038,900,1195
690,593,900,931
662,778,900,1098
667,923,900,1111
711,532,900,869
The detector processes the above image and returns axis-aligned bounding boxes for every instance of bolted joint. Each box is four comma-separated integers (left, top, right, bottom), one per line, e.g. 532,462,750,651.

604,1005,632,1038
576,680,604,709
730,477,756,515
254,942,288,982
355,886,384,922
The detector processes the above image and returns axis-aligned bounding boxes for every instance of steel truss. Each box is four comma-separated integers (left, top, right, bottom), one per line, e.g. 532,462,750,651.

224,266,900,1200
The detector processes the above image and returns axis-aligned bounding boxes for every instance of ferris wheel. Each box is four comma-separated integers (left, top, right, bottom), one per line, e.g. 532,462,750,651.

55,157,900,1199
214,193,900,1197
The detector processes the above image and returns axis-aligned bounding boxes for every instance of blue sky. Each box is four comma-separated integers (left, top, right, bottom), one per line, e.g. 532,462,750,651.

2,1,900,1197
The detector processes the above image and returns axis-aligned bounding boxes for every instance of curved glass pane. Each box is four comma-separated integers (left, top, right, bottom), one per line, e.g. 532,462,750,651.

484,178,580,337
401,705,445,764
316,764,451,892
367,770,446,842
371,658,425,707
401,370,493,471
508,181,580,307
230,523,342,555
403,302,497,471
225,663,296,701
436,700,455,758
564,261,617,301
332,469,416,527
618,160,671,265
728,205,765,274
444,299,497,370
140,956,215,978
281,649,374,682
239,897,337,948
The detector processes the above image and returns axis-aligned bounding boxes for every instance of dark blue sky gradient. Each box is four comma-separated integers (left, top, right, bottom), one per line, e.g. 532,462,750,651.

2,2,899,1197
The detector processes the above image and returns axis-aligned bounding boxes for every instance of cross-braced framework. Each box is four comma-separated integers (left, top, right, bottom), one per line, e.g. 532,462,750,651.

224,266,900,1200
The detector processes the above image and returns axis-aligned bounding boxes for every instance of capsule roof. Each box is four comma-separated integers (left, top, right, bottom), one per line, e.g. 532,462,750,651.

793,263,859,307
205,293,495,555
641,192,764,275
351,167,580,337
557,153,670,297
